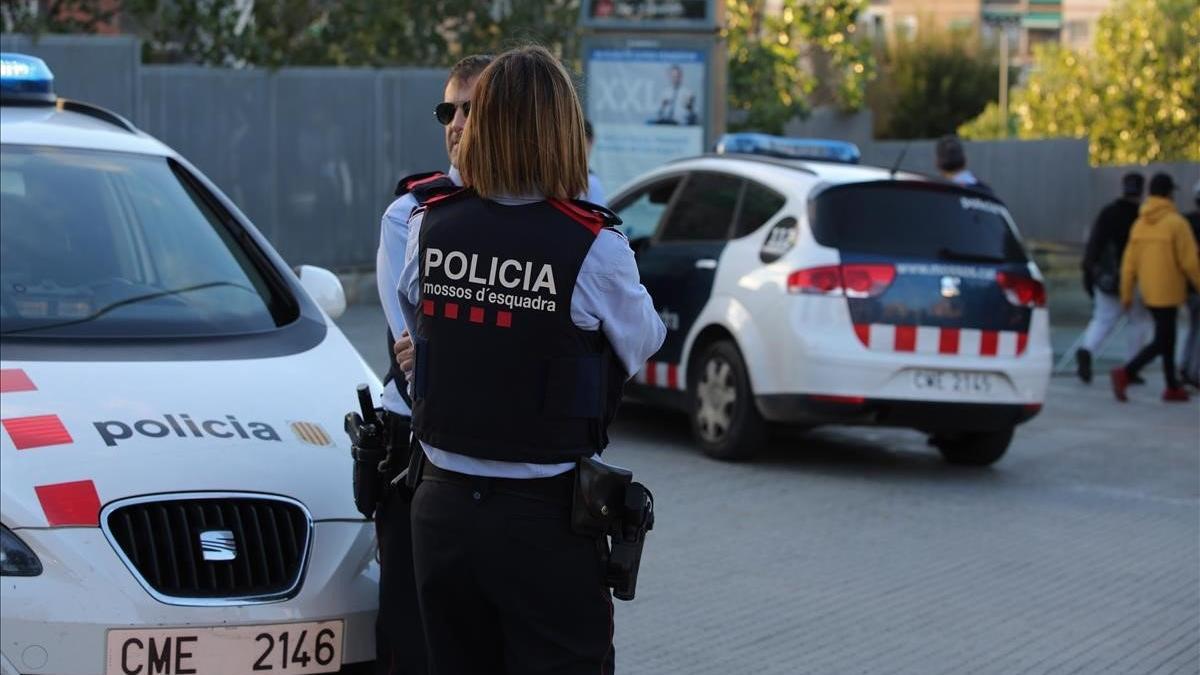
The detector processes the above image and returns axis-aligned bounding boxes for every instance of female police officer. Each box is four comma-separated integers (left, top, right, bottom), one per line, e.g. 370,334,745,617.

395,45,665,674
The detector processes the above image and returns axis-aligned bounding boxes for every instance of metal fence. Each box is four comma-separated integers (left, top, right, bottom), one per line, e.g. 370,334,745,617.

4,33,1198,270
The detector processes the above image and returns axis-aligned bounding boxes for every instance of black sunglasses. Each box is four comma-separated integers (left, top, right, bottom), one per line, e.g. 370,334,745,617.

435,101,470,125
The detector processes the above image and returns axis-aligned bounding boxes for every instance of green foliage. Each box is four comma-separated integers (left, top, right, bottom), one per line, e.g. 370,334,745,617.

1010,43,1094,141
872,25,1007,140
957,101,1016,140
1084,0,1198,163
121,0,579,68
1,0,118,34
725,0,874,134
965,0,1199,164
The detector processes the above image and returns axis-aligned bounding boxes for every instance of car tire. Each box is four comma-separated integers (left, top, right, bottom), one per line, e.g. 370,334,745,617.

689,340,766,461
932,428,1014,466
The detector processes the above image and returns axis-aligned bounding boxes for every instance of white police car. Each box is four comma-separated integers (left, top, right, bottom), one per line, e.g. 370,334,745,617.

611,133,1051,465
0,55,380,675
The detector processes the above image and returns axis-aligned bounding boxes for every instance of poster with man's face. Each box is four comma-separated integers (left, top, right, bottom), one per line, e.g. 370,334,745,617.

586,48,707,194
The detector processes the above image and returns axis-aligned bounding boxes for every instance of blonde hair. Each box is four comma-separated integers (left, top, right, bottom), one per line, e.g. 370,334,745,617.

458,46,589,201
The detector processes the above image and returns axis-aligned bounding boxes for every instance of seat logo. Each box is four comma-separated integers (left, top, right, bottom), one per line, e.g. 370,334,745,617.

940,276,962,298
199,530,237,561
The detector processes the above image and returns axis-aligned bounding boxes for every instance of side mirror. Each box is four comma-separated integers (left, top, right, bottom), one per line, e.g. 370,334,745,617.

629,237,653,259
296,265,347,319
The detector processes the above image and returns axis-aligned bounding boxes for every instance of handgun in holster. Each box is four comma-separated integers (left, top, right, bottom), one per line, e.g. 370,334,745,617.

571,457,656,601
344,384,387,520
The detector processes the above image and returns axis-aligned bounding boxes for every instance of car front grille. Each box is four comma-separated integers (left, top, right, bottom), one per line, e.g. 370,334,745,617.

102,493,312,605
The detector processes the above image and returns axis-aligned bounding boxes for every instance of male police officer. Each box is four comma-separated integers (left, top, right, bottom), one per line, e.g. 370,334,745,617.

372,54,493,675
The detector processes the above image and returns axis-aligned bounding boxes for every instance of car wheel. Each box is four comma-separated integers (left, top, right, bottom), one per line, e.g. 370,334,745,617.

931,428,1014,466
689,340,766,461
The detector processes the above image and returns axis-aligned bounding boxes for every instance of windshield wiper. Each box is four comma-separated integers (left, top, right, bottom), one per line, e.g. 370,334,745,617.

937,247,1007,264
0,281,257,336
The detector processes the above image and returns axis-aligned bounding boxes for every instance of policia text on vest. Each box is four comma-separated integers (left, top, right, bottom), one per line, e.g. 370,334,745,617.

422,248,559,312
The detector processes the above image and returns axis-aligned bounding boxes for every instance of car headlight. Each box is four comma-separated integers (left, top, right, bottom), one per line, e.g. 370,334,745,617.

0,524,42,576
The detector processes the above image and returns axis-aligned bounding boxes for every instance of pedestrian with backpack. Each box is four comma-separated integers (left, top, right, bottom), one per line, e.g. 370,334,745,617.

1075,172,1153,383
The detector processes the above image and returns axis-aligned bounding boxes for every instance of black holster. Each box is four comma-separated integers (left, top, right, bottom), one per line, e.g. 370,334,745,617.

346,410,385,520
571,457,655,601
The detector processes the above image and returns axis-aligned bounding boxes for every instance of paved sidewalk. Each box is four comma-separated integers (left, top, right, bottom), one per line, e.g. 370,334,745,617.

336,304,1200,674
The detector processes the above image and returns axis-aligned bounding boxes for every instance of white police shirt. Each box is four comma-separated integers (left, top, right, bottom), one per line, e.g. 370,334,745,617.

586,171,606,207
397,193,666,478
375,166,462,415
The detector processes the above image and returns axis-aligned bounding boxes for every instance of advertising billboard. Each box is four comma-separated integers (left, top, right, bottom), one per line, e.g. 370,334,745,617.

585,45,710,196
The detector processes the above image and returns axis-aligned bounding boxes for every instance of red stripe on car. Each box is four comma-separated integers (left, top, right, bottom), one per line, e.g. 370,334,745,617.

938,328,960,355
981,331,999,357
0,369,36,393
853,324,870,346
3,414,73,450
894,326,916,352
35,480,101,526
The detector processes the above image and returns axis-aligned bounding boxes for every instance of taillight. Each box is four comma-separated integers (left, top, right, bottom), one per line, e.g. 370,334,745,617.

841,264,897,298
788,264,895,298
787,266,842,295
996,272,1046,308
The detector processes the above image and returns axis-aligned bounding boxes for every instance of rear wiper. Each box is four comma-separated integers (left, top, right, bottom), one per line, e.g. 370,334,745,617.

0,281,256,336
937,247,1007,264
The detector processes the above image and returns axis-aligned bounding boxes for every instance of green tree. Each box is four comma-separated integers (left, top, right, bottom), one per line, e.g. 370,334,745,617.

725,0,873,134
1,0,118,34
1009,43,1095,141
958,100,1016,140
963,0,1199,164
871,24,1007,139
1084,0,1198,163
122,0,579,68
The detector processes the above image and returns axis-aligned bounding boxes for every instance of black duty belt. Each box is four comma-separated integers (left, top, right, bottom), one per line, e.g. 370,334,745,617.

421,461,575,505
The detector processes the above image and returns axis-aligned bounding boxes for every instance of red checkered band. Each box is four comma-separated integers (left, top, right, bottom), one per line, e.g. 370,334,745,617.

423,300,515,328
634,361,686,391
853,324,1029,357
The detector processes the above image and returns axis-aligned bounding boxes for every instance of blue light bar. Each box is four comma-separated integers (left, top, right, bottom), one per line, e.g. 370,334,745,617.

716,133,861,164
0,53,56,104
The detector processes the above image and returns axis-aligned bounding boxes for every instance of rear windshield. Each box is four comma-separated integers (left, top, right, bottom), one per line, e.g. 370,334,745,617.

1,145,296,339
809,182,1028,263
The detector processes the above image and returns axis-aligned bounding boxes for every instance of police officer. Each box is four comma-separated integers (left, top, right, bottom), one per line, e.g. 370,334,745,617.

395,46,665,674
372,54,493,675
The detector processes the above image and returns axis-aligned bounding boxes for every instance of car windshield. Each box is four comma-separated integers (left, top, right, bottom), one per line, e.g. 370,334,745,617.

0,145,295,338
809,182,1028,263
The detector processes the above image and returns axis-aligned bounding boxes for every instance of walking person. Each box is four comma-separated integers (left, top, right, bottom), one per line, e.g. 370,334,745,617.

1110,173,1200,402
1179,179,1200,387
1075,172,1154,383
371,53,492,675
396,46,665,674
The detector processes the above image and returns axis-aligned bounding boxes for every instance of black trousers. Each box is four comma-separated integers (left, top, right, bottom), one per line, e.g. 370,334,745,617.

410,471,615,675
374,413,427,675
1126,306,1180,389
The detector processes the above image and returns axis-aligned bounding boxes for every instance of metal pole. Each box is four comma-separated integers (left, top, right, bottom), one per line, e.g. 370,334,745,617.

999,25,1009,138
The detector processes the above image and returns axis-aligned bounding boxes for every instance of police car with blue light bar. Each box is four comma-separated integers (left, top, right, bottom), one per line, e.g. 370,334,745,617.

609,133,1051,464
1,54,380,675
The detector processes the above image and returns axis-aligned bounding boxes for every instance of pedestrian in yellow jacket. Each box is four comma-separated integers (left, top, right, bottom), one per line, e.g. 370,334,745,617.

1111,173,1200,402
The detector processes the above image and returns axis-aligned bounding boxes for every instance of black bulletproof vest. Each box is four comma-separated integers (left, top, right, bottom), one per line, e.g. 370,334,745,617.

412,190,617,463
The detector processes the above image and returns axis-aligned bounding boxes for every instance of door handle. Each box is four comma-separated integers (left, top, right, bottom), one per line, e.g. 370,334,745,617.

694,259,717,270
